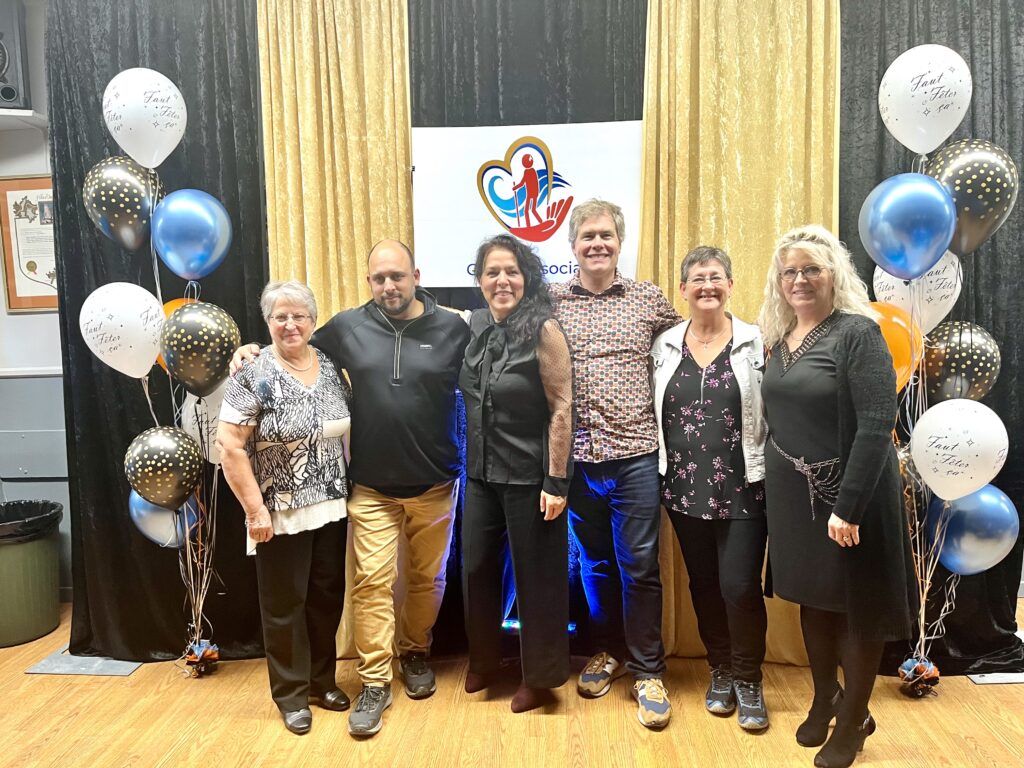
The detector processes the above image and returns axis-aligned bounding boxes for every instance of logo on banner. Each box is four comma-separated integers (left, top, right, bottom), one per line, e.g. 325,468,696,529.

476,136,574,243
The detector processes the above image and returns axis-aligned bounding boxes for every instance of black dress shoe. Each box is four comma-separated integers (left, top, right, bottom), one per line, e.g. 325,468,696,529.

796,686,843,747
313,688,351,711
813,713,876,768
282,707,312,735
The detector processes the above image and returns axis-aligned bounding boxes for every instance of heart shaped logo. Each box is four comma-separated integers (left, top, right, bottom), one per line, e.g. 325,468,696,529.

477,136,574,243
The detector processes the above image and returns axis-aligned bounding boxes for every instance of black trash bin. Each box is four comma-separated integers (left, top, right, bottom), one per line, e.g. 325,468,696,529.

0,500,63,647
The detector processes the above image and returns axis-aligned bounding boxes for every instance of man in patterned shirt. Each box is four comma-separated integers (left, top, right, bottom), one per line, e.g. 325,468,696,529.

550,199,680,729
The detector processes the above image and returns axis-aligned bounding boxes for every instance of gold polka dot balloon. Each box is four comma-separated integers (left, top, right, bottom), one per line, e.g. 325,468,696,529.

161,301,241,398
82,156,163,252
924,320,1001,403
925,139,1018,256
124,426,203,509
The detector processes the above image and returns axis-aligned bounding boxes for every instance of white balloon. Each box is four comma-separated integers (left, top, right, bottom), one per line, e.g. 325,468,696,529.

79,283,163,378
910,400,1008,501
878,44,972,155
102,68,187,168
872,251,962,333
182,378,228,465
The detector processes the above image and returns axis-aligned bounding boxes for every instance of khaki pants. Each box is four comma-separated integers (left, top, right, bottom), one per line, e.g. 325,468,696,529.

348,480,458,685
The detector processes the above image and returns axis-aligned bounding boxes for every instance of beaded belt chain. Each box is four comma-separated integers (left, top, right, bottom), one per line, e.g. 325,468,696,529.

769,436,842,519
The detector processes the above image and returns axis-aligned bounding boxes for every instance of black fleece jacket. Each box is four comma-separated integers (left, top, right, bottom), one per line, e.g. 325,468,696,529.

311,289,470,490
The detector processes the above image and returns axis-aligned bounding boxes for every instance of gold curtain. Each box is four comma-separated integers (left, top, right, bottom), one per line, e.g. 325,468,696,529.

257,0,411,656
641,0,841,665
257,0,412,317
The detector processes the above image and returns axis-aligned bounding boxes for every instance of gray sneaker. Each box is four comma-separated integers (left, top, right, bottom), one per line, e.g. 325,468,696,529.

348,684,393,737
706,665,736,714
734,680,769,731
399,652,437,699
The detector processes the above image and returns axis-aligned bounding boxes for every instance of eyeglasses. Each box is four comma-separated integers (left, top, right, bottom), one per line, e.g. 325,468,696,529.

269,312,311,325
687,275,727,286
778,266,825,283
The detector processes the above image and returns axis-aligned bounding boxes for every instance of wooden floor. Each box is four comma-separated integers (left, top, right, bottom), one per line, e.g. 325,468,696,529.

3,605,1024,768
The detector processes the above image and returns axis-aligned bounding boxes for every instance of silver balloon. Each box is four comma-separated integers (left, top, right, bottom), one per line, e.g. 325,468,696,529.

82,156,163,251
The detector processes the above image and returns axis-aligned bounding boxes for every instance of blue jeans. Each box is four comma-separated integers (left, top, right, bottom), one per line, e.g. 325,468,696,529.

568,451,665,679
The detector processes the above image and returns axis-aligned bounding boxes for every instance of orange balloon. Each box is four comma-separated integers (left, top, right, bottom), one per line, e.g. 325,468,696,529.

157,298,197,371
870,301,924,391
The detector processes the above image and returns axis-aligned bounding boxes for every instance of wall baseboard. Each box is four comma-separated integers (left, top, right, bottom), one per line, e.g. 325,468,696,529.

0,366,63,378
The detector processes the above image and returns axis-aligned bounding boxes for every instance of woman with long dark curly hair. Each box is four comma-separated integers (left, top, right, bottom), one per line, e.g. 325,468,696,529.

459,234,575,712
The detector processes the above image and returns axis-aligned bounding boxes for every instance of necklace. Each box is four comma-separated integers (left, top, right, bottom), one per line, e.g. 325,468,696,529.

275,345,314,373
688,324,728,351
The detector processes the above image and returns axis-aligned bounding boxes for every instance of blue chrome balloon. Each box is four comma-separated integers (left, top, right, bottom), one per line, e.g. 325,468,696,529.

128,490,200,548
926,485,1020,576
858,173,956,280
152,189,232,280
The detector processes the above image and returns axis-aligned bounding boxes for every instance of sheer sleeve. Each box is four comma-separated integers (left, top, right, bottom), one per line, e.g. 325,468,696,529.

537,318,575,495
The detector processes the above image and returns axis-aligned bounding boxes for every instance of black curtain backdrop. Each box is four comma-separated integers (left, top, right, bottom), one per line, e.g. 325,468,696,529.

408,0,648,655
839,1,1024,673
49,0,268,660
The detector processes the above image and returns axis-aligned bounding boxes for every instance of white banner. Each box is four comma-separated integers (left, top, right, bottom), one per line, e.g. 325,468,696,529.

412,121,642,287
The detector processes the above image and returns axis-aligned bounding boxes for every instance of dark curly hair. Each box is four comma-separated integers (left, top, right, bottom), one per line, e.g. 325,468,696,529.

474,234,553,344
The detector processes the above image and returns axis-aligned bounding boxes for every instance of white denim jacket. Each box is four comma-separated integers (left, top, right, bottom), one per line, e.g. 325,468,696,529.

650,314,766,482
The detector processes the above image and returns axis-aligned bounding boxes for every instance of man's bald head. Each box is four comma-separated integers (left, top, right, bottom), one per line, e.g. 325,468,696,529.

366,239,421,319
368,239,415,271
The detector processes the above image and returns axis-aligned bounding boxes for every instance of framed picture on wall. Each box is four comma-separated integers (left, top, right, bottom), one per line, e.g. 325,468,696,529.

1,175,57,312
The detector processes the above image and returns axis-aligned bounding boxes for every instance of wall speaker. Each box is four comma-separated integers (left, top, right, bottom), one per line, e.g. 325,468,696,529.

0,1,31,109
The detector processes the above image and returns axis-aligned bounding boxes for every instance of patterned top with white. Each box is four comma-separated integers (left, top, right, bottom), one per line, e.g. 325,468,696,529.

220,348,351,554
550,272,680,463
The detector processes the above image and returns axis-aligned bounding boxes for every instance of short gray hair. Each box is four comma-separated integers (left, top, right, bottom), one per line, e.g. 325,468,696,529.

680,246,733,283
260,280,318,324
568,199,626,244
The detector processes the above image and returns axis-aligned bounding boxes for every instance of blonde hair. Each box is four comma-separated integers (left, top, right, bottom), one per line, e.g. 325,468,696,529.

757,225,875,348
567,199,625,244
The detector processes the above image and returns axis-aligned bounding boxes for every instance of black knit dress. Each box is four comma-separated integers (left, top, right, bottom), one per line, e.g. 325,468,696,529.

762,331,844,611
761,312,916,641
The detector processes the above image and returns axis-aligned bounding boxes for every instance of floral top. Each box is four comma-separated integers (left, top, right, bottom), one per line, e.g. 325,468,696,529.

550,271,680,463
661,341,765,520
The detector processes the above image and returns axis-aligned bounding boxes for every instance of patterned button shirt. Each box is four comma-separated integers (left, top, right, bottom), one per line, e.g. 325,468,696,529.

551,272,680,463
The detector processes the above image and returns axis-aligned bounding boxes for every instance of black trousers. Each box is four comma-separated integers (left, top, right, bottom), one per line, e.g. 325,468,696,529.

254,518,347,712
668,512,768,682
462,477,570,688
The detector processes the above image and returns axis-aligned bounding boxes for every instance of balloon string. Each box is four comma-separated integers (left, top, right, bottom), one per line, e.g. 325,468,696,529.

185,281,201,302
147,170,165,307
147,169,178,418
140,375,160,427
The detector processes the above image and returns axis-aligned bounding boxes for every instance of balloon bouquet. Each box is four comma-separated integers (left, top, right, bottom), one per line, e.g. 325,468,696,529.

77,68,241,677
862,45,1019,697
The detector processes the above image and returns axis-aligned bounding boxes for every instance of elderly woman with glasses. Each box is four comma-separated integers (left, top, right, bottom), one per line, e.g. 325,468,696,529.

757,226,914,768
218,280,353,736
650,246,769,732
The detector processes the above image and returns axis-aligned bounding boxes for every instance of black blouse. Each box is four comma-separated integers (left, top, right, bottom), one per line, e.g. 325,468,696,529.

459,309,573,495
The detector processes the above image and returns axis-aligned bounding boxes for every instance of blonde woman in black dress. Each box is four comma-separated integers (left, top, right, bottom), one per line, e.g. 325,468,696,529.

758,226,914,768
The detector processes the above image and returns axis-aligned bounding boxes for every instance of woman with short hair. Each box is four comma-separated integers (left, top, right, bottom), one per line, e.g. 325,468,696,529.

218,279,352,735
651,245,769,732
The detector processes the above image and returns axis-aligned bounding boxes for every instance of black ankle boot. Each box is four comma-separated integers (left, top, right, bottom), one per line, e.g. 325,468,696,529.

813,713,876,768
796,687,843,747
